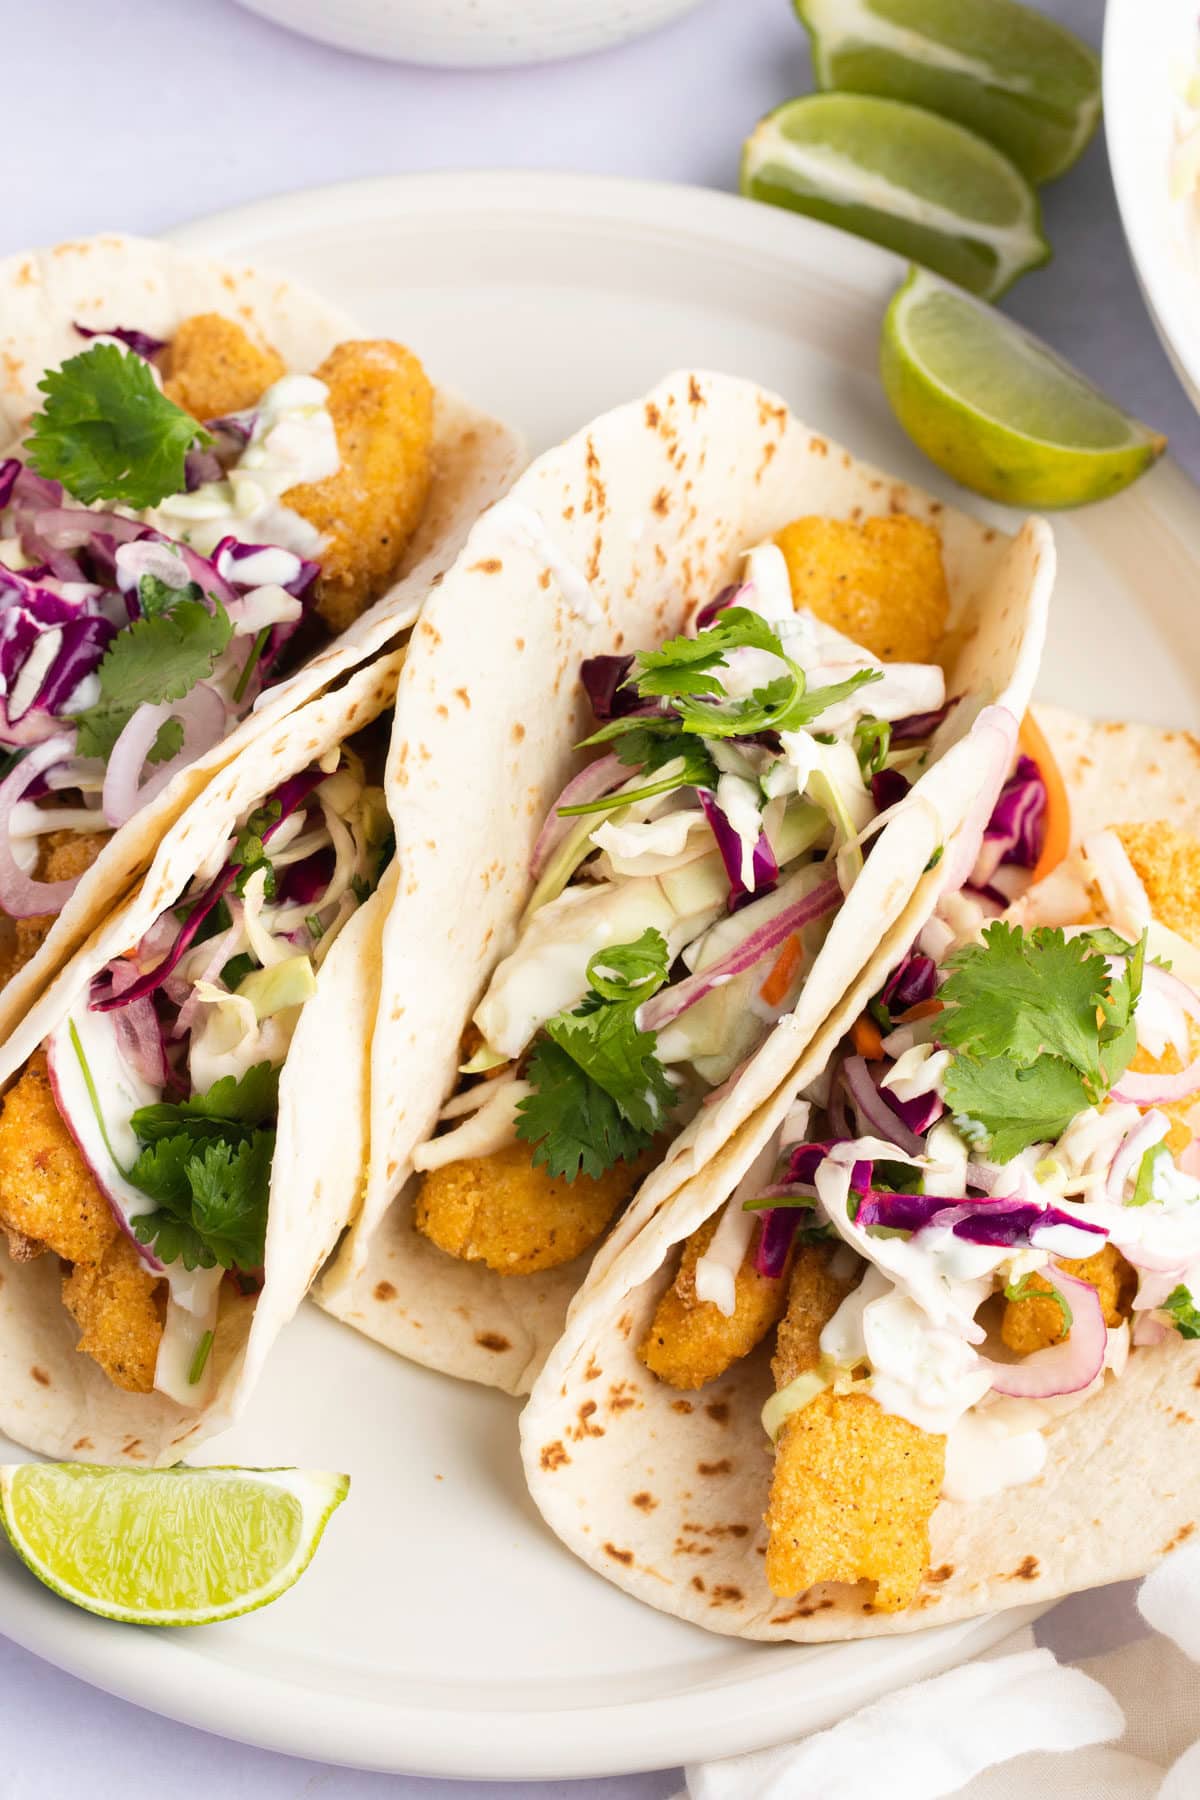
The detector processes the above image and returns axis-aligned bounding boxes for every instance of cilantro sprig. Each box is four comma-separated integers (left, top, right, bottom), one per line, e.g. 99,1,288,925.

128,1065,280,1272
515,930,678,1181
1163,1286,1200,1339
26,343,209,509
71,597,233,763
939,922,1144,1162
231,799,283,900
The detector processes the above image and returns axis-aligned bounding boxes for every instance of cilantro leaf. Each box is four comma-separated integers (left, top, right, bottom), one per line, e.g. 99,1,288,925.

138,572,202,618
854,716,891,778
26,343,209,508
516,1040,654,1181
673,667,879,739
130,1132,274,1271
634,608,782,697
1131,1141,1173,1207
944,1052,1092,1163
515,932,676,1181
71,599,233,762
131,1063,280,1144
1163,1285,1200,1340
149,716,185,765
231,800,282,900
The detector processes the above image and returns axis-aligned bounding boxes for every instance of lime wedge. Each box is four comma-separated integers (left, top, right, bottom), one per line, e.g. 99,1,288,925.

741,93,1048,299
794,0,1101,184
880,267,1167,507
0,1463,349,1626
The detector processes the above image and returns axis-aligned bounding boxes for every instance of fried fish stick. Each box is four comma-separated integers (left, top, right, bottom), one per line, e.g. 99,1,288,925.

61,1234,165,1394
285,340,434,634
160,313,286,421
0,1050,119,1265
1116,822,1200,947
0,829,109,990
773,515,950,664
638,1210,790,1390
415,1140,647,1275
1001,1241,1134,1354
763,1246,945,1613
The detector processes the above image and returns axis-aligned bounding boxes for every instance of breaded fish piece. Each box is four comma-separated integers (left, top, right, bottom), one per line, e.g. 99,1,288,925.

415,1139,647,1275
1001,1241,1134,1355
774,515,950,664
0,829,109,990
1116,822,1200,946
285,340,434,634
62,1234,165,1394
0,1050,118,1265
763,1245,944,1612
160,313,286,421
639,1209,789,1390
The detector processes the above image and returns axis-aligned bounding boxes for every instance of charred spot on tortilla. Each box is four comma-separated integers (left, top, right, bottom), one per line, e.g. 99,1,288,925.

1004,1555,1040,1581
475,1331,511,1354
1162,1523,1196,1554
691,1576,706,1592
373,1281,397,1303
29,1365,50,1387
604,1542,634,1566
469,559,503,574
705,1402,730,1425
927,1564,955,1585
583,1356,602,1382
632,1492,658,1512
709,1584,744,1605
698,1458,733,1477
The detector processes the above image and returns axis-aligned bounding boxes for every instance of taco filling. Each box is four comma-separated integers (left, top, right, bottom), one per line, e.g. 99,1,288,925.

637,726,1200,1614
412,520,955,1277
0,317,431,975
0,737,392,1402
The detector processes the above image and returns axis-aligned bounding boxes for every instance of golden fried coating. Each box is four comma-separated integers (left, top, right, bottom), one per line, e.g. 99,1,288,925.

0,1051,118,1265
774,515,950,664
1001,1242,1134,1355
1116,822,1200,947
285,340,434,634
771,1242,857,1389
61,1233,165,1394
0,828,109,991
765,1390,945,1611
415,1139,647,1275
639,1210,789,1390
160,313,286,421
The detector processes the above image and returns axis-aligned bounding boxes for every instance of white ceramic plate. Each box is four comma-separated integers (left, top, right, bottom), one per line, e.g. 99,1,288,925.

4,171,1199,1780
1106,0,1200,409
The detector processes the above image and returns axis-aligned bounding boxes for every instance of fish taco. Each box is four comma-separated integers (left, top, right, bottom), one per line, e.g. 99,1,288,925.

316,369,1053,1395
0,234,520,1028
520,704,1200,1639
0,643,403,1464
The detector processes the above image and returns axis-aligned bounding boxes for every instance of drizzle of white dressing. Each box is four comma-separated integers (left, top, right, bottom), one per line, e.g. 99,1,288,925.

414,1076,532,1171
941,1411,1048,1501
155,1266,225,1408
488,498,603,626
694,1134,784,1316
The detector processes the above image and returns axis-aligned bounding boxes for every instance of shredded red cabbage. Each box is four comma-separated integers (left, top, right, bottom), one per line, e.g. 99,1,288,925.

891,701,953,742
580,655,639,721
972,754,1047,886
278,847,335,905
854,1190,1110,1250
694,583,741,631
755,1207,803,1278
698,789,777,911
871,767,910,811
883,1087,944,1135
881,951,937,1014
93,768,327,1012
73,322,166,360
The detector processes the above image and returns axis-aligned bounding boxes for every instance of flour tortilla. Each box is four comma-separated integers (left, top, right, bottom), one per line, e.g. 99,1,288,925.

0,646,404,1465
0,234,523,1037
316,368,1052,1395
519,704,1200,1641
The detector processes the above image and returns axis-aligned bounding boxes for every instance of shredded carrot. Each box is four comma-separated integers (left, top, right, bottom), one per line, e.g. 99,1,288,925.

760,934,803,1007
1018,709,1071,884
900,998,943,1023
851,1014,885,1060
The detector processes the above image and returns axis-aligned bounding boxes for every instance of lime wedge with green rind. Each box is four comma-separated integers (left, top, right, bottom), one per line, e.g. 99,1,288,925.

741,92,1048,300
0,1462,349,1626
794,0,1101,185
880,266,1167,508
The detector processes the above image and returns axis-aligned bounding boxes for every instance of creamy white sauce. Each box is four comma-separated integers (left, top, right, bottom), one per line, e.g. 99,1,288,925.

693,1135,782,1316
941,1411,1048,1502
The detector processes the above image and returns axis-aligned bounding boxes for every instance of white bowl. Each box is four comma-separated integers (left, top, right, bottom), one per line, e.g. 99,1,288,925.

1105,0,1200,410
234,0,709,66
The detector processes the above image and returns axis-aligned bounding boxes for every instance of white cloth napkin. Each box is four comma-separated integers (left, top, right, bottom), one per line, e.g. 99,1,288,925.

680,1544,1200,1800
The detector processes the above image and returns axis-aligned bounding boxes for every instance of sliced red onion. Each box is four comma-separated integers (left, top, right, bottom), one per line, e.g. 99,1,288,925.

0,458,20,509
278,847,335,906
891,701,952,742
1133,1314,1169,1348
170,903,245,1041
0,733,86,917
528,752,625,878
698,788,777,911
185,448,226,490
73,321,166,360
937,708,1020,898
1113,970,1200,1102
637,874,841,1035
695,582,744,631
870,768,910,811
94,767,325,1011
100,682,228,828
112,994,170,1087
981,1268,1107,1398
841,1054,926,1155
1106,1109,1171,1202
